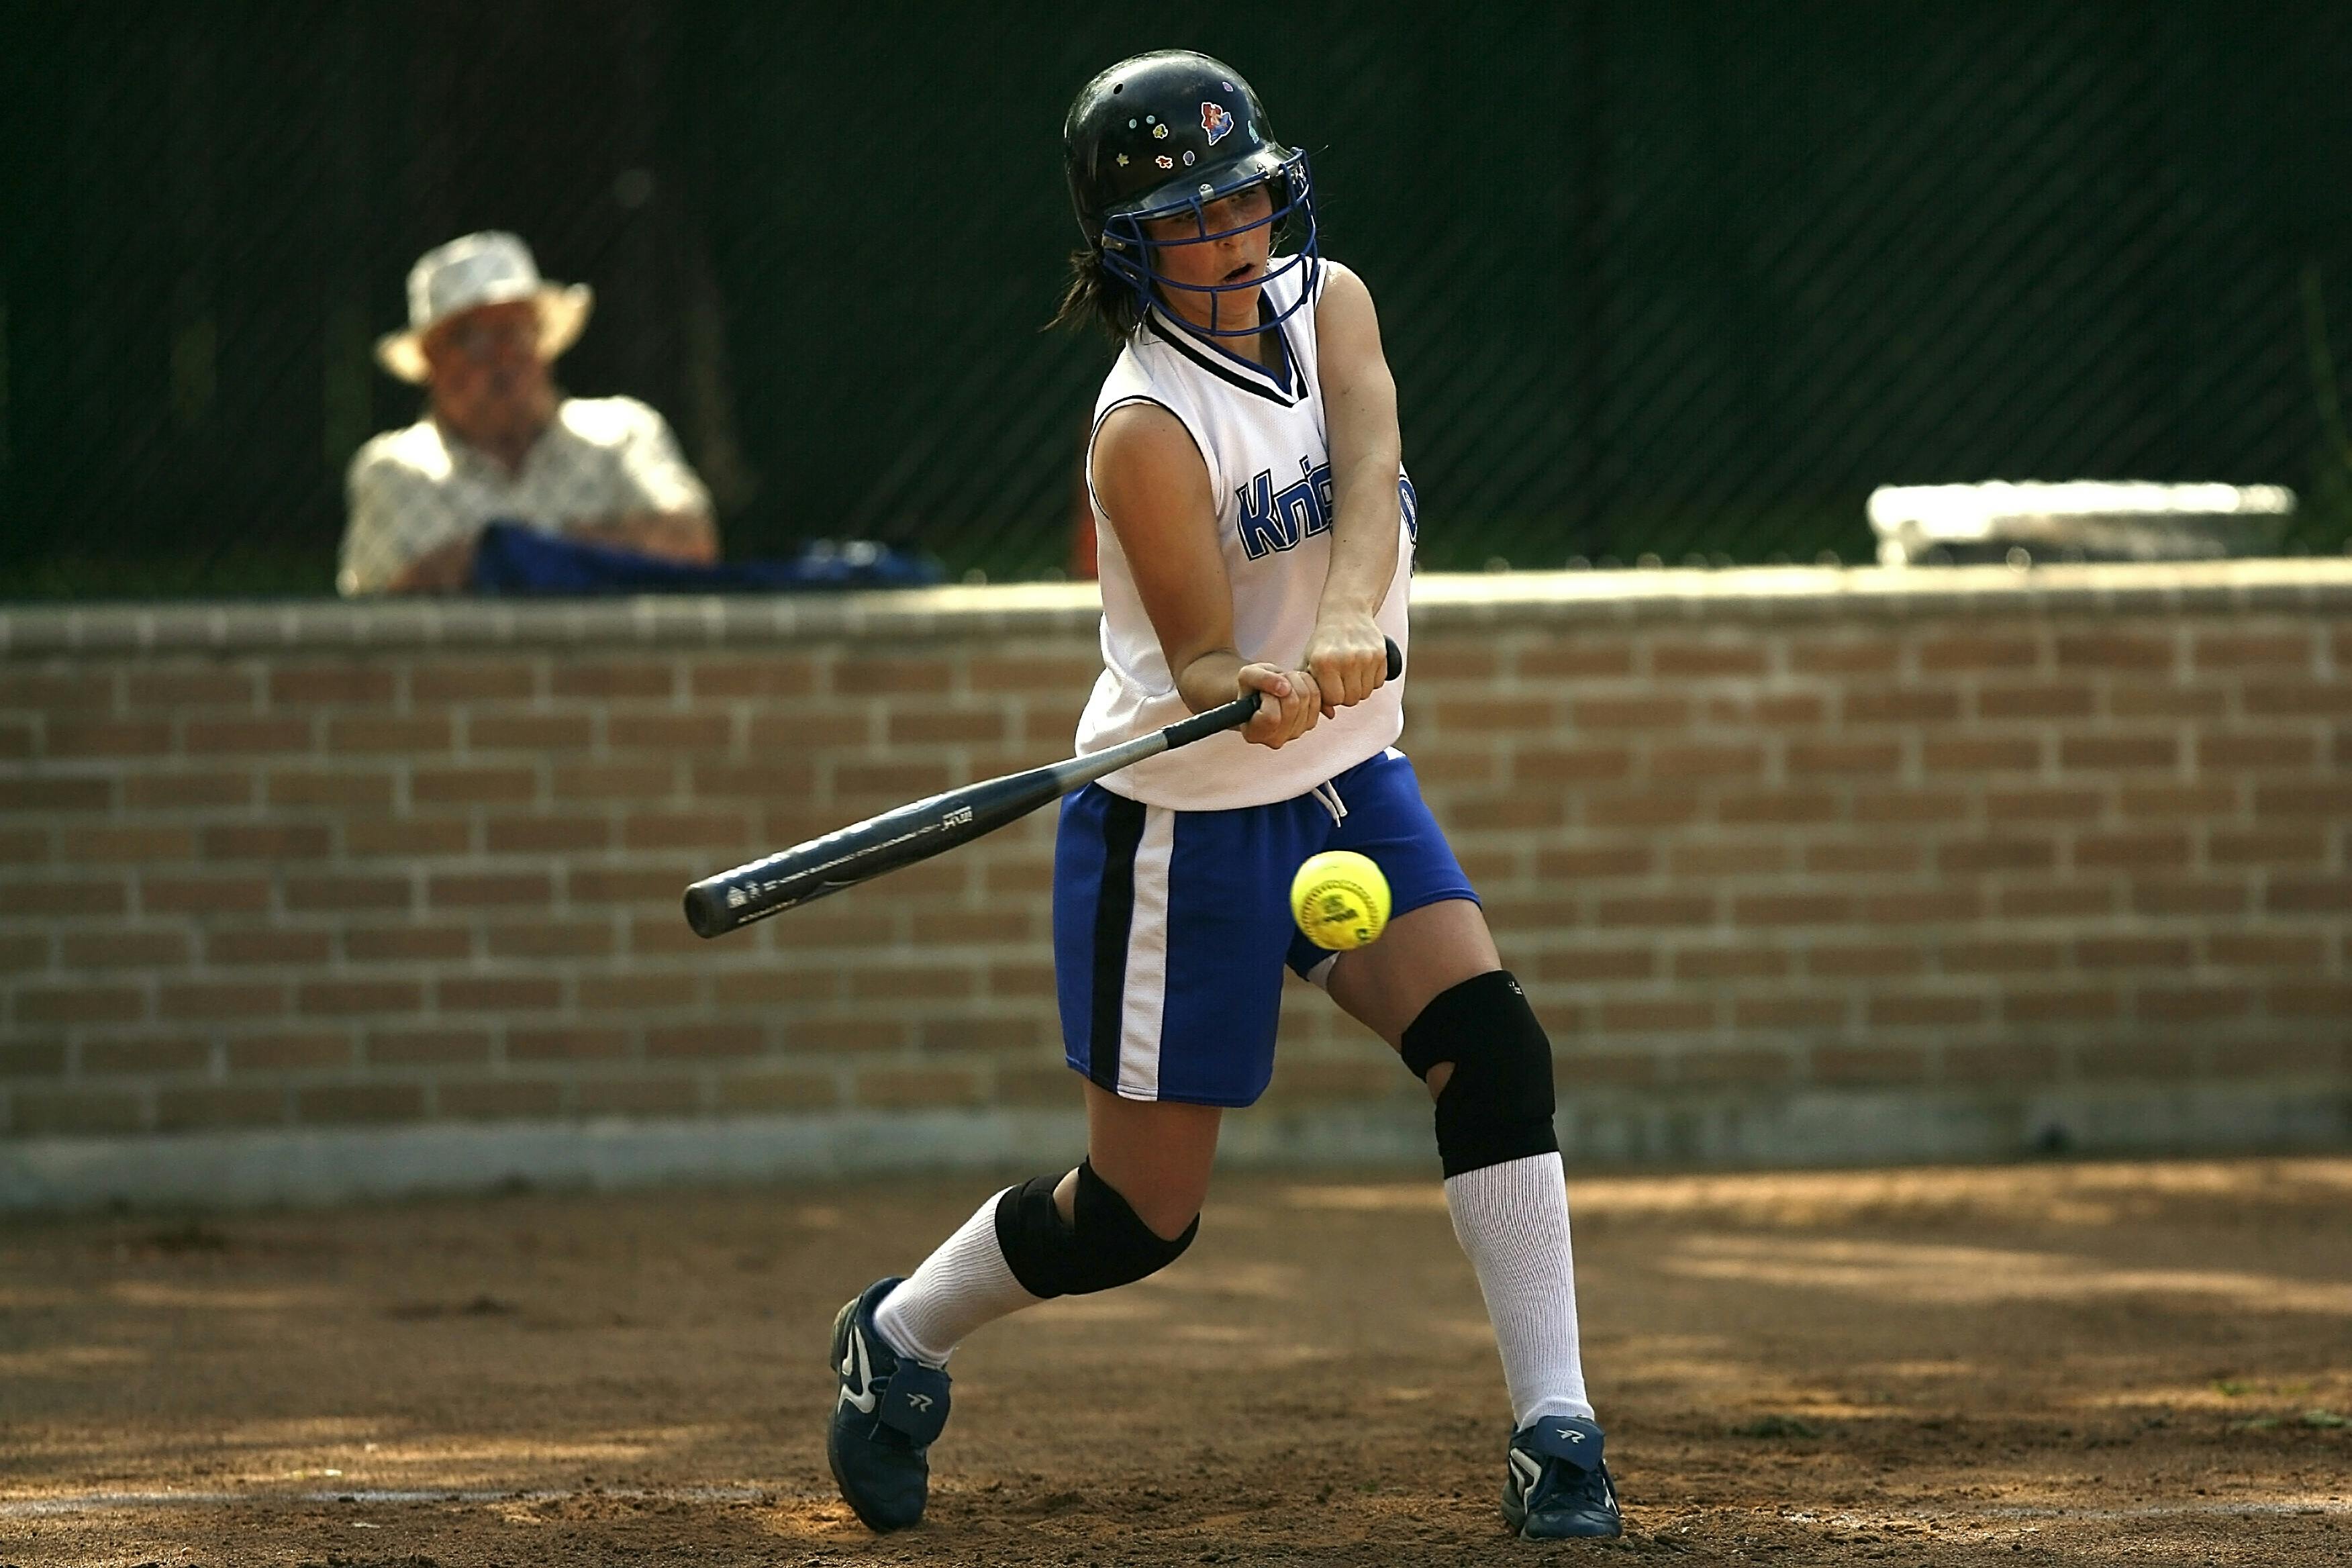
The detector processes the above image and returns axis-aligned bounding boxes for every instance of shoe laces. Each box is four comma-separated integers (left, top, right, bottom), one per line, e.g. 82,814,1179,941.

1536,1455,1613,1515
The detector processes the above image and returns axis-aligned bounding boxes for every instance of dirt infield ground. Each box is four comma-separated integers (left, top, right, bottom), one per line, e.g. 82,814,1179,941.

4,1157,2348,1566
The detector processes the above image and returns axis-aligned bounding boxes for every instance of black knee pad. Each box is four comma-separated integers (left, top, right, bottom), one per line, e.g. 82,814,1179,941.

1400,969,1559,1178
992,1159,1198,1300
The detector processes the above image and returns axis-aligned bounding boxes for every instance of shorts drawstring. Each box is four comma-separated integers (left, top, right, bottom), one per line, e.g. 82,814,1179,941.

1312,779,1349,827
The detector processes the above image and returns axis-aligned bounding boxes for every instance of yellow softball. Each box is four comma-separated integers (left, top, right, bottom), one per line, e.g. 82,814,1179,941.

1289,850,1391,952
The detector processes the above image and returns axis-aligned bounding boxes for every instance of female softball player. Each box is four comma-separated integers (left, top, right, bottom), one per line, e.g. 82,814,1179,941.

824,49,1620,1542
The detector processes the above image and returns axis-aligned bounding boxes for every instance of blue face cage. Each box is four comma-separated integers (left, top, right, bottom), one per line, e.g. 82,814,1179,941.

1096,152,1322,338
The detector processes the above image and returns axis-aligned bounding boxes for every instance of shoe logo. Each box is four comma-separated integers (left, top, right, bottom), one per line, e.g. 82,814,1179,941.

1557,1426,1583,1442
905,1392,934,1412
837,1325,879,1414
1508,1449,1545,1498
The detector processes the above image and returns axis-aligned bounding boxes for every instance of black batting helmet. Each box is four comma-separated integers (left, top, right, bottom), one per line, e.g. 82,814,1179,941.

1062,51,1320,338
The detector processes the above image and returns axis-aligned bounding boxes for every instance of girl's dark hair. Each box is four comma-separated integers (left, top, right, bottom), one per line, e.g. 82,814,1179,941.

1050,245,1142,344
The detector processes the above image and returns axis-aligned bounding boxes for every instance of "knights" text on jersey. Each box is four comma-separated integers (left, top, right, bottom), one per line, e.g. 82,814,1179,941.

1236,460,1418,560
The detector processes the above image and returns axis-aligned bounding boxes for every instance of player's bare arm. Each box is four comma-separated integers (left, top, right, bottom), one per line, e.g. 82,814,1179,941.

1306,259,1402,714
1089,400,1322,750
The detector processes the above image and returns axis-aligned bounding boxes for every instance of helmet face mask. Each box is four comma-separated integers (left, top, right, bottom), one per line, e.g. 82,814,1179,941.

1098,158,1320,338
1063,51,1322,340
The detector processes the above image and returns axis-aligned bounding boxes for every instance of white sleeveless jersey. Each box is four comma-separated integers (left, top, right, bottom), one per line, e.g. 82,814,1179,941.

1076,258,1416,811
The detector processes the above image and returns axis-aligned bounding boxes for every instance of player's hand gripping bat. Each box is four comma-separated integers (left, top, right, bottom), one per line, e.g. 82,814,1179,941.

683,638,1402,938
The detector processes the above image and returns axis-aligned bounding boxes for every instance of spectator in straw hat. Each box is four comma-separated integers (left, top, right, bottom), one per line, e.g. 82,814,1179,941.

339,232,718,595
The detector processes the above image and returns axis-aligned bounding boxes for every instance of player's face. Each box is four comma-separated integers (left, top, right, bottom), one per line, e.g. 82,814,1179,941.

1139,183,1277,333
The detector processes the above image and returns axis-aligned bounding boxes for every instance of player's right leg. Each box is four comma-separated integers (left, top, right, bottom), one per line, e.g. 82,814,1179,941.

826,780,1277,1532
827,1086,1216,1532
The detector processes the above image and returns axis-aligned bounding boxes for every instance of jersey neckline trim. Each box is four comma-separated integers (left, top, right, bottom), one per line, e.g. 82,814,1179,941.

1142,302,1301,407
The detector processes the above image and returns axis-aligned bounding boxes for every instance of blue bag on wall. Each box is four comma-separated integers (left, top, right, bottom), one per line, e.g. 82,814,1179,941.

469,522,943,594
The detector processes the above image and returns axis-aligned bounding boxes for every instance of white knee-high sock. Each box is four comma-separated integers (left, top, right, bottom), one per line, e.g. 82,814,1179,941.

1444,1151,1594,1429
871,1189,1044,1367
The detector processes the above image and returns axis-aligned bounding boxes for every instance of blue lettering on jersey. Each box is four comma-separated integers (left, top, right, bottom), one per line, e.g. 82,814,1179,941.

1235,460,1421,558
1236,456,1331,559
1234,470,1283,558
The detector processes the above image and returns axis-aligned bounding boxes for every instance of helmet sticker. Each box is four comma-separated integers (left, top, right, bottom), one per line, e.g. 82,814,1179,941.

1152,123,1169,139
1182,150,1195,166
1202,101,1234,144
1155,154,1174,169
1116,153,1130,166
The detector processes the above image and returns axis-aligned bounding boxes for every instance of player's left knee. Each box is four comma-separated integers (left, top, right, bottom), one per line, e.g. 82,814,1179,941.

1399,969,1559,1178
992,1159,1197,1300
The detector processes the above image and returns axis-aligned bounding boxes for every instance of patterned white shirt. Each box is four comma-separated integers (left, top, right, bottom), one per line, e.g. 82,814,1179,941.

338,396,712,595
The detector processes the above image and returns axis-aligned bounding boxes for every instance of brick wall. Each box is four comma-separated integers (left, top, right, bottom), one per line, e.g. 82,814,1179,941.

3,565,2349,1203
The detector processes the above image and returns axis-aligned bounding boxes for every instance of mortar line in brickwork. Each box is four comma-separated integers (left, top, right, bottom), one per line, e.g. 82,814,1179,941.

7,564,2352,655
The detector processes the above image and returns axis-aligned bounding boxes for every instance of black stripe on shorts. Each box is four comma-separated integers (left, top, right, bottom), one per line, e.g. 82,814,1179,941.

1086,793,1149,1092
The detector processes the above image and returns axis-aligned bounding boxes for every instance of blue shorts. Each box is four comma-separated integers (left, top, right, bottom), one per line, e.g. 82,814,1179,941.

1051,748,1477,1108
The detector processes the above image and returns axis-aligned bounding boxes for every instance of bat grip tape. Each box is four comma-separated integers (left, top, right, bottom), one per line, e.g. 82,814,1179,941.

1158,638,1401,752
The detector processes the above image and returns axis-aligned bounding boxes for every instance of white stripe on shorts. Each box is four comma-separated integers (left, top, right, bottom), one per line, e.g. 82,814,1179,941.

1116,805,1176,1099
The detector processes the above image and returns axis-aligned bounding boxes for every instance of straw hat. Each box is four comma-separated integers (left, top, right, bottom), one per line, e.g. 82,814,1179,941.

375,231,594,384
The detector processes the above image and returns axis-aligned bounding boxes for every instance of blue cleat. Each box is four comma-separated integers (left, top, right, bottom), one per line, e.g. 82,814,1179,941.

1502,1416,1623,1540
826,1277,951,1532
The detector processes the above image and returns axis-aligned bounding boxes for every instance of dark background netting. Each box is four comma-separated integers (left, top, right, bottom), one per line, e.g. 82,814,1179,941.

7,1,2352,596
